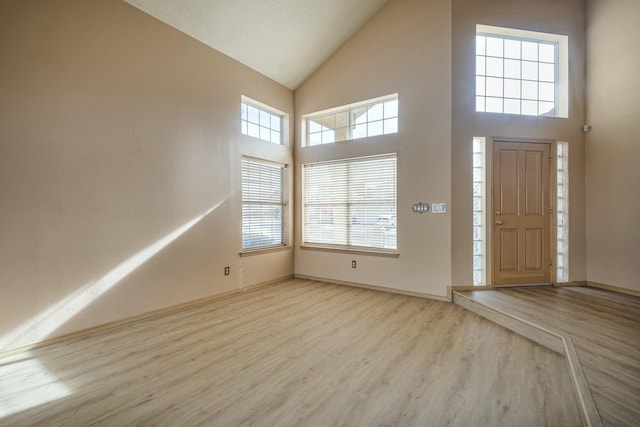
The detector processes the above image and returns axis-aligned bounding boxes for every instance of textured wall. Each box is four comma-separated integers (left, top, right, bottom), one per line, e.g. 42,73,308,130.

585,0,640,292
0,0,294,352
294,0,453,298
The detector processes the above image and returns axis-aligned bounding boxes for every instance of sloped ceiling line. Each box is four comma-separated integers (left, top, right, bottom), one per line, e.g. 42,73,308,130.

124,0,390,89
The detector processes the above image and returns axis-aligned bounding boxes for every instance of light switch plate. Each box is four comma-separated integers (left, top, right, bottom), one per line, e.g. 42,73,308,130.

431,203,446,213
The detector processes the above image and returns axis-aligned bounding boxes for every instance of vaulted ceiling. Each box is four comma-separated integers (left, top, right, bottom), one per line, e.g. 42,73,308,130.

124,0,390,90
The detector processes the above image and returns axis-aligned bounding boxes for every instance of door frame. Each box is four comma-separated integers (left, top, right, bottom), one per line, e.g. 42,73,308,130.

485,137,559,287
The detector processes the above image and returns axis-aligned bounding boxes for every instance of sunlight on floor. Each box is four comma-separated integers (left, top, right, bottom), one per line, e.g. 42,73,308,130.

0,204,220,351
0,352,71,419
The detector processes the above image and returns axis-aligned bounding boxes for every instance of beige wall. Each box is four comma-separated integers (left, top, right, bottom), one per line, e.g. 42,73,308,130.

451,0,587,285
585,0,640,292
0,0,294,352
294,0,452,298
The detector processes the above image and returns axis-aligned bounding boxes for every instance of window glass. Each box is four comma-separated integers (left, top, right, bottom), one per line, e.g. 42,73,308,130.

241,98,284,144
304,95,398,146
476,26,562,117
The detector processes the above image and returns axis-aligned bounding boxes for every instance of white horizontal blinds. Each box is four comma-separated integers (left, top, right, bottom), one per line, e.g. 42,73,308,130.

304,154,397,250
242,159,287,249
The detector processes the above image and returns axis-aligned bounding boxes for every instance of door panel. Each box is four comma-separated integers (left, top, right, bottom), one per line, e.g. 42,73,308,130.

524,228,543,271
525,150,543,216
500,229,519,271
499,150,519,216
493,142,551,286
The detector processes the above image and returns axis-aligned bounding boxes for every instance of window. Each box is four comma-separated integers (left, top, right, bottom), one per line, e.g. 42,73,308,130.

472,137,487,285
304,94,398,146
475,25,568,118
241,158,288,250
556,142,569,282
303,154,397,251
241,97,283,144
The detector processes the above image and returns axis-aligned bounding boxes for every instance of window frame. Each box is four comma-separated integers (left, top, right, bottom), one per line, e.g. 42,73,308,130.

475,24,568,118
302,153,398,254
241,96,285,145
241,157,289,252
302,94,399,147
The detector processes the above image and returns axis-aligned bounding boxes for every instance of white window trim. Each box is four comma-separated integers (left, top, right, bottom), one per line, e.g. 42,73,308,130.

302,153,398,253
302,93,398,147
241,157,289,253
476,24,568,118
241,95,287,145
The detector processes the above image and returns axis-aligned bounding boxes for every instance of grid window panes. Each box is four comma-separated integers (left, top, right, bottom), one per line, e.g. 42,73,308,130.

472,137,487,285
241,99,283,144
556,142,569,283
476,33,558,117
303,154,397,250
242,159,288,250
305,95,398,146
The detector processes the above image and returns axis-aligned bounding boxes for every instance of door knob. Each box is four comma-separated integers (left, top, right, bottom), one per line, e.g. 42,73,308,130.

494,219,504,225
495,211,501,216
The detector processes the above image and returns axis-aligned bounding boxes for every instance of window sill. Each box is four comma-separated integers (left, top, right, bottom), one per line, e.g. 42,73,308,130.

300,244,399,258
239,245,292,257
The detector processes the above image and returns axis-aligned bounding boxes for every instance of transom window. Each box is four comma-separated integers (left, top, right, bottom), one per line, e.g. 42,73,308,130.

303,154,397,251
475,25,568,118
241,158,288,250
241,97,283,144
304,94,398,147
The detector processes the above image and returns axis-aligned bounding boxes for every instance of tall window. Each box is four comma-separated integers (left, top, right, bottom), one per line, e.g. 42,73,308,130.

242,158,288,250
472,137,487,285
304,94,398,146
241,97,283,145
303,154,397,250
556,142,569,282
475,25,568,118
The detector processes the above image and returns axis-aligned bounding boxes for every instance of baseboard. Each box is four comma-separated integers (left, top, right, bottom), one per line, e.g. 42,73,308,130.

553,281,586,287
451,284,494,291
452,281,583,291
0,275,293,360
294,274,451,302
587,281,640,297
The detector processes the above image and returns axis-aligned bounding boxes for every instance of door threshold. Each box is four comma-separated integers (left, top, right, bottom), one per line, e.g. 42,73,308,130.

494,283,552,288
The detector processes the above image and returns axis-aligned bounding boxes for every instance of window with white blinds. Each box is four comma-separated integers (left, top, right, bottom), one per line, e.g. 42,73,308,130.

303,154,397,250
242,158,288,250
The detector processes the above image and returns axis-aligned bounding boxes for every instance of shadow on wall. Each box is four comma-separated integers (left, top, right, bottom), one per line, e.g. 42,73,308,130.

0,199,227,353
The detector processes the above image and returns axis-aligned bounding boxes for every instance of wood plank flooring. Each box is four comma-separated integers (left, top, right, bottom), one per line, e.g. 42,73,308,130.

0,279,583,426
456,286,640,427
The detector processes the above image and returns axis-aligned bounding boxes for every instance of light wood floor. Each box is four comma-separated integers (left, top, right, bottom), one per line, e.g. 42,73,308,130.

0,279,583,427
456,286,640,427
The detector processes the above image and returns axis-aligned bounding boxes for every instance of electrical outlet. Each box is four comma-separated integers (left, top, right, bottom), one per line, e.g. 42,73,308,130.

352,260,357,268
224,266,230,276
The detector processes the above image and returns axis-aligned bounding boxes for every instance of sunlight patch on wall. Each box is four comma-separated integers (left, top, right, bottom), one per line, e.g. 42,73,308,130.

0,204,220,351
0,352,71,418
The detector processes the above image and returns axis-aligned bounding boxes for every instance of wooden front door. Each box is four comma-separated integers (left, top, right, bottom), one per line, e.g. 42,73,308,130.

492,141,551,286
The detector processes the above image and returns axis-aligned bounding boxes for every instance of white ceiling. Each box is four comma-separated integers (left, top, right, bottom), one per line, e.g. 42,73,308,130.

124,0,390,90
